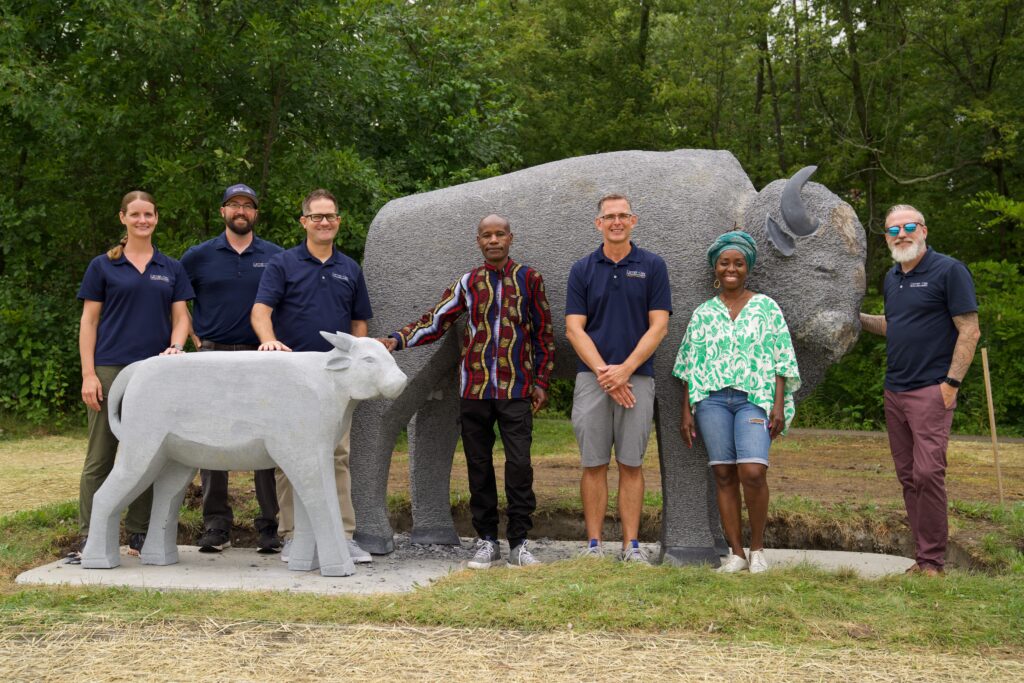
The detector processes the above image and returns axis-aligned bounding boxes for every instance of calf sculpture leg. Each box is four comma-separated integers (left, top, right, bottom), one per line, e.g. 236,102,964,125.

280,451,355,577
141,459,197,566
82,441,168,569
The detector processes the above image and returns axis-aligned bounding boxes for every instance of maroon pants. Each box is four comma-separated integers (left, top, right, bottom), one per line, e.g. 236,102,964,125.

884,384,955,569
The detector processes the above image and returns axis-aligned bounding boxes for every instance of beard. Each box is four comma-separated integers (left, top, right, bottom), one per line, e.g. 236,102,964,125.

889,239,924,264
225,215,254,236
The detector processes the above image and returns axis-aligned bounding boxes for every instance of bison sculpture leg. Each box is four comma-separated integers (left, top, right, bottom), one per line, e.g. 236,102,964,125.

408,371,462,545
652,379,725,565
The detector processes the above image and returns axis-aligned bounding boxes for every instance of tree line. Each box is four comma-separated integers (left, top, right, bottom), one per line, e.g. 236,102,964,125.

1,0,1021,432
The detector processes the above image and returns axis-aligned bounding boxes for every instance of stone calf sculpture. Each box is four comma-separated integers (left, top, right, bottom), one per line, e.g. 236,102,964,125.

351,149,866,565
81,332,407,577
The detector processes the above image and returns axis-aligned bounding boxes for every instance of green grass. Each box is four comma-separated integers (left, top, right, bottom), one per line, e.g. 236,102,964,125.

2,557,1022,653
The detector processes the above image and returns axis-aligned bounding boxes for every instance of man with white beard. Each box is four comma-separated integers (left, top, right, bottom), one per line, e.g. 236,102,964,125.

860,204,980,576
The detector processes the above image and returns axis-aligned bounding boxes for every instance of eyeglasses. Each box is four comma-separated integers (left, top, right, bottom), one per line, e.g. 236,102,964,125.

224,202,256,211
599,213,634,222
885,222,921,237
305,213,340,223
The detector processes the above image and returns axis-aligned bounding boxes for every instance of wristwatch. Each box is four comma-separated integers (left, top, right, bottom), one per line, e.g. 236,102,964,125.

172,343,184,352
942,376,961,388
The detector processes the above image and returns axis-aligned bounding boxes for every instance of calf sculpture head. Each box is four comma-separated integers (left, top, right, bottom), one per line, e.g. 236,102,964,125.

321,331,408,400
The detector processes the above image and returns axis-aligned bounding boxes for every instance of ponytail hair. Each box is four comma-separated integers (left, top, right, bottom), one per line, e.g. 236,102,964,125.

109,190,157,260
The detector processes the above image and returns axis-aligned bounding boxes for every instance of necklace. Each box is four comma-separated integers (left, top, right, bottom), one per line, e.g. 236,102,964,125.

719,291,751,318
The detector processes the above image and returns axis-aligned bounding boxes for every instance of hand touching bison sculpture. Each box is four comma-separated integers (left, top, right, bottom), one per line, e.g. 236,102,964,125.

351,149,866,565
81,332,407,577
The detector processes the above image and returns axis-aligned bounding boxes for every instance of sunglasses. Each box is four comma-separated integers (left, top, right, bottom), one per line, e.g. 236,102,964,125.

886,222,921,237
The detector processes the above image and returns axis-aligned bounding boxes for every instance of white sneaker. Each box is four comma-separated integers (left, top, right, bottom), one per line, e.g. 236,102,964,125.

748,549,769,574
280,538,292,563
348,539,372,564
717,553,748,573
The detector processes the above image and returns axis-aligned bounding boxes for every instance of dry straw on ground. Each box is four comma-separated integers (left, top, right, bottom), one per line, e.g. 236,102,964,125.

0,619,1021,682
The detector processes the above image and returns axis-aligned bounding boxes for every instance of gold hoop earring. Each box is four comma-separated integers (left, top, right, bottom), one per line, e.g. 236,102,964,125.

713,278,721,289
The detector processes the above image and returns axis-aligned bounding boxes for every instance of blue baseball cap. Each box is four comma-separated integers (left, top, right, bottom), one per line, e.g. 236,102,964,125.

221,183,258,208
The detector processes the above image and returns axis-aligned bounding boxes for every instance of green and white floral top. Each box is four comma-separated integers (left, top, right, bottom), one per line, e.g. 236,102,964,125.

672,293,802,429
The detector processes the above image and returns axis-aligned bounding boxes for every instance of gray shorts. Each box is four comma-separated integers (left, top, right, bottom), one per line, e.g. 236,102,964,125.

571,372,655,468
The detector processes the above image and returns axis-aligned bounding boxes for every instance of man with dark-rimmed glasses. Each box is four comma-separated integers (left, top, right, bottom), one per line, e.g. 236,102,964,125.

860,204,980,577
180,183,283,554
251,188,374,564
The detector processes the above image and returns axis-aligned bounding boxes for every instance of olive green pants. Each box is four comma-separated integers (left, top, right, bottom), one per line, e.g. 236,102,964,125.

79,365,153,536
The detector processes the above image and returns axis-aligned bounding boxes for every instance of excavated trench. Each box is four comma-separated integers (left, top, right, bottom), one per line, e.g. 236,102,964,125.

194,504,983,571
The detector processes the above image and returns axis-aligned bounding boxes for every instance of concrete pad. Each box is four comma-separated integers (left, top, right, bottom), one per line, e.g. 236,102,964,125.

17,536,915,595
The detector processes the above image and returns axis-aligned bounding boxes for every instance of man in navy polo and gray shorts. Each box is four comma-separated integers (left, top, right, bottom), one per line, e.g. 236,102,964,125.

179,183,283,554
565,193,671,563
860,203,980,576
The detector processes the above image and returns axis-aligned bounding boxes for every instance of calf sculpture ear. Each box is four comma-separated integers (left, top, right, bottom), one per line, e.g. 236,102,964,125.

325,353,351,371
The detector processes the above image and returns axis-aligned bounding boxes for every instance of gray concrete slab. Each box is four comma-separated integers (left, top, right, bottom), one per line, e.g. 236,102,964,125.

17,536,914,595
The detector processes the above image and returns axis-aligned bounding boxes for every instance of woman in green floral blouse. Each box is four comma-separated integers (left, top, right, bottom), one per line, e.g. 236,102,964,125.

672,231,801,574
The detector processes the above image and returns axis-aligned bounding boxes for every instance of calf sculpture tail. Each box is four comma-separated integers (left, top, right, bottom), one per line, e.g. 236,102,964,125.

105,363,139,441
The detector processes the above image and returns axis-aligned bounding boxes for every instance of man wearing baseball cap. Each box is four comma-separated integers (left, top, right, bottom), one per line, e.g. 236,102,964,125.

179,183,285,554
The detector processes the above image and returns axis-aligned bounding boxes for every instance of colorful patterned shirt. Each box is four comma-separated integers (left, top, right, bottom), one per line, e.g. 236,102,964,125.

672,294,801,429
391,259,555,400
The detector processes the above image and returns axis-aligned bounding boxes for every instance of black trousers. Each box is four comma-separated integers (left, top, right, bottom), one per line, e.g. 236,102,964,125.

459,398,537,542
198,342,278,534
200,468,279,534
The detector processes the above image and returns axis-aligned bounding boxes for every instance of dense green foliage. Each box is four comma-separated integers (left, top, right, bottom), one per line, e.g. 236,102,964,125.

1,0,1021,430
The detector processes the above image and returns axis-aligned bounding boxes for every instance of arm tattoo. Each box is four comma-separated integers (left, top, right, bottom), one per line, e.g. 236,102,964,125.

859,312,886,337
949,312,981,380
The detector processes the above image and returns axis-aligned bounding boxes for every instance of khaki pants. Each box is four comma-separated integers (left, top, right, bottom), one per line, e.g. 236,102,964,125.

276,429,355,539
79,365,153,536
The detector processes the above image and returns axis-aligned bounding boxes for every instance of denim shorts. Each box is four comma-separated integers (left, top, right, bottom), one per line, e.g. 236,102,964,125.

693,388,771,467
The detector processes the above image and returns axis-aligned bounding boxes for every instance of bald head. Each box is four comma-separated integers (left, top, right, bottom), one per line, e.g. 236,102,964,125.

476,213,513,267
478,213,511,233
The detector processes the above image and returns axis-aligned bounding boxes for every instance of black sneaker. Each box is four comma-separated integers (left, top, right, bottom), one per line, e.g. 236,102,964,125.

197,528,231,553
257,530,283,554
127,533,146,556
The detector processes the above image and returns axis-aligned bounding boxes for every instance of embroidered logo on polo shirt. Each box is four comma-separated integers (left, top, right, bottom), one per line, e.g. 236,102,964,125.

909,282,929,288
253,262,267,268
149,274,170,283
331,273,350,282
626,270,647,279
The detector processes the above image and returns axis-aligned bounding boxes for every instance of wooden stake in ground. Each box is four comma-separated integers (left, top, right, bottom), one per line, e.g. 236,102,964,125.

981,347,1006,507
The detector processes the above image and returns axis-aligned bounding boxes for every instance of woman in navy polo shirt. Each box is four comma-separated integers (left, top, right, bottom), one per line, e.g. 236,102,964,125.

72,191,193,561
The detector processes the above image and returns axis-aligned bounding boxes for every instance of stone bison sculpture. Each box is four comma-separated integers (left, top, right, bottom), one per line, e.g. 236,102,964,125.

352,149,866,565
81,332,407,577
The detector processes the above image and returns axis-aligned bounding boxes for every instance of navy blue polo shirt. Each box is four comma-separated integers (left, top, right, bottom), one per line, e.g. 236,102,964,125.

566,242,672,377
254,242,373,352
78,248,194,366
883,247,977,392
180,233,283,345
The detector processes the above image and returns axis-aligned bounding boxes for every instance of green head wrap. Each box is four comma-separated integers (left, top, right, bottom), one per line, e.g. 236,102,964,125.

707,230,757,270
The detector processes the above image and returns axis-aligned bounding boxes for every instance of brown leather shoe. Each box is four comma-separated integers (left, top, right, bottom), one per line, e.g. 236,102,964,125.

921,565,945,577
904,563,921,574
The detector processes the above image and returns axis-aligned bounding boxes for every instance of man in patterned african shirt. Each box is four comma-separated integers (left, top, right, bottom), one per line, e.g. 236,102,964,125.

380,214,555,568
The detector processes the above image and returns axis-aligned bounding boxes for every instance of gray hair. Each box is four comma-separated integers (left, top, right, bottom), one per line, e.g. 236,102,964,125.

885,204,926,225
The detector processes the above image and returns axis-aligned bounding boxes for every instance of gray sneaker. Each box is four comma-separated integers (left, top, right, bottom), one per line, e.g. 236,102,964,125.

579,541,605,558
348,539,372,564
620,542,649,564
467,539,501,569
507,540,541,567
